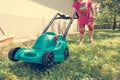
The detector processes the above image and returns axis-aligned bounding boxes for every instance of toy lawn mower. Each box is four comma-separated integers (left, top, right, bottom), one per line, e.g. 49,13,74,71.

8,11,77,68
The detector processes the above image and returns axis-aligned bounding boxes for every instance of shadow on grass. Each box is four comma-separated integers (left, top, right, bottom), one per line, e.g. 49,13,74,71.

67,29,120,44
8,61,63,74
94,29,120,41
9,61,61,71
7,60,66,80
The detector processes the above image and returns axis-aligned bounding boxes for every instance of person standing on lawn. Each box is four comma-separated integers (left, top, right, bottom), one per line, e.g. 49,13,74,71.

71,0,96,44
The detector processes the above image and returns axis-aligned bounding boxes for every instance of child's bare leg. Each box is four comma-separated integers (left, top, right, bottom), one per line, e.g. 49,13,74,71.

89,30,94,43
88,22,94,43
79,24,85,44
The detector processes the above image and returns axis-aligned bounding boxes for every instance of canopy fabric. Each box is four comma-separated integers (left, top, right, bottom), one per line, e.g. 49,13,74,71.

30,0,74,14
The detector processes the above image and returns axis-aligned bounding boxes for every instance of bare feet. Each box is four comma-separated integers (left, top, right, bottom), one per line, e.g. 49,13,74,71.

79,40,84,45
90,40,94,44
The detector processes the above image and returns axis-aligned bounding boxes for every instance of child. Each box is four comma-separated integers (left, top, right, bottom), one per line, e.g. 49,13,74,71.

71,0,96,44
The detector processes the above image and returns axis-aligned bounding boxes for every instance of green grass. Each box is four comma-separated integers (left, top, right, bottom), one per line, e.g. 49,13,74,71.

0,29,120,80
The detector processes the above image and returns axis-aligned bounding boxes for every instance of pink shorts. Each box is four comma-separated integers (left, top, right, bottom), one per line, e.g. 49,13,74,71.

78,17,93,25
78,17,94,31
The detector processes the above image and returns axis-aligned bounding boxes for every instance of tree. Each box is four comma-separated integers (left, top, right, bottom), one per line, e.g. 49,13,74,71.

100,0,120,30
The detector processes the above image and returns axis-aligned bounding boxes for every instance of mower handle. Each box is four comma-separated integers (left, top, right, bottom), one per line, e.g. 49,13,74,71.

56,14,78,19
42,12,78,34
63,11,77,38
42,13,60,34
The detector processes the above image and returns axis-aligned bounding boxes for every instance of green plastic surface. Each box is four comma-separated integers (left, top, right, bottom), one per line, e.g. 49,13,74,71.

14,32,68,63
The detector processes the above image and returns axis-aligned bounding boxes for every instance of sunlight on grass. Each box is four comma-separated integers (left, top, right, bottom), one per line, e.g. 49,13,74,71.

0,29,120,80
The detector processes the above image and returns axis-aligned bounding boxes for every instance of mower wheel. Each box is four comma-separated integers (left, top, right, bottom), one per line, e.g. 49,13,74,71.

64,48,69,60
42,51,54,68
8,47,20,62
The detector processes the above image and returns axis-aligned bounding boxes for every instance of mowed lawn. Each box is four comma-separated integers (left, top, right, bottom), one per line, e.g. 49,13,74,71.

0,29,120,80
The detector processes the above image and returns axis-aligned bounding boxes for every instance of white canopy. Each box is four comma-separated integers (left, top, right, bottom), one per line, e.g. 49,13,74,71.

30,0,74,14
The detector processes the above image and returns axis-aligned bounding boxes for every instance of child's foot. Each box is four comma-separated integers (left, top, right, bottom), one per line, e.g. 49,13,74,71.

90,40,94,44
79,40,83,45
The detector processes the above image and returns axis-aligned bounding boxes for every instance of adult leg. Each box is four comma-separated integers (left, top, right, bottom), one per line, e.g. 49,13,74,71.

87,21,94,43
79,24,85,45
